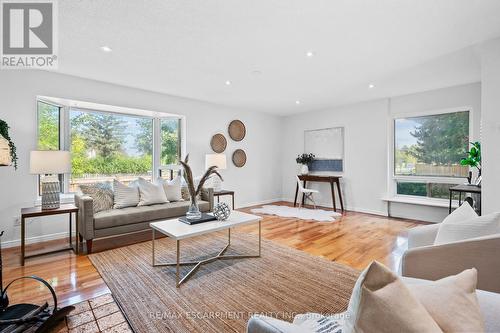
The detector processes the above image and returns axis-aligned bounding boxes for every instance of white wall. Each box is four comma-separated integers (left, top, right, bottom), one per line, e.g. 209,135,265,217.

480,38,500,214
281,99,390,215
281,83,481,221
0,70,283,246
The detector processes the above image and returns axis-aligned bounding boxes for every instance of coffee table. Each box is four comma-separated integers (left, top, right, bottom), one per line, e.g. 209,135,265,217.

150,211,262,287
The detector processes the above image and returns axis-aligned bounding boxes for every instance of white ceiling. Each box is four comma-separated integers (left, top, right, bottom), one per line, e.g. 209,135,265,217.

58,0,500,115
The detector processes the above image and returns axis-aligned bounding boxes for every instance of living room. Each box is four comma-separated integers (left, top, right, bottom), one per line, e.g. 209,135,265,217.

0,1,500,332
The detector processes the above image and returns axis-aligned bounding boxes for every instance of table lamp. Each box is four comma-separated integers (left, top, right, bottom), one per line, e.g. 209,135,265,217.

30,150,71,210
205,153,227,192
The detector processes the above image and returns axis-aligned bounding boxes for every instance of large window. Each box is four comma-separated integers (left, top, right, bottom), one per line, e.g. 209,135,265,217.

394,110,470,199
37,99,182,193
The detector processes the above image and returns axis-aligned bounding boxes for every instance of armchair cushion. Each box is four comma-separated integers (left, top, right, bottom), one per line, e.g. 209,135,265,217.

408,224,440,249
435,212,500,245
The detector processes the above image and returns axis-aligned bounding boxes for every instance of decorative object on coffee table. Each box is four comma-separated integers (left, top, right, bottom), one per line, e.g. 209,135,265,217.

232,149,247,167
0,119,17,169
210,133,227,153
213,202,231,221
228,120,246,141
30,150,71,210
205,154,227,192
180,154,222,220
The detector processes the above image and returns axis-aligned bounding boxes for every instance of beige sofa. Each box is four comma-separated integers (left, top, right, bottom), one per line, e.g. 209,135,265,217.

401,223,500,293
75,188,214,253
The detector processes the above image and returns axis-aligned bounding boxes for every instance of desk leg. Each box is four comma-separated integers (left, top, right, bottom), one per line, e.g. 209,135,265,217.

294,183,299,207
330,181,337,212
21,217,25,266
232,194,235,210
449,191,453,214
301,181,306,206
69,212,72,249
336,180,344,212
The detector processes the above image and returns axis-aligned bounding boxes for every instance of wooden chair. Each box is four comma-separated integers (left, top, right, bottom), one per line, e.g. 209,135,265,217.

296,176,319,209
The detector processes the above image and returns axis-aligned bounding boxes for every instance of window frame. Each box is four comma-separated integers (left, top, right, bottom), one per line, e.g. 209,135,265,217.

388,106,474,201
36,98,184,195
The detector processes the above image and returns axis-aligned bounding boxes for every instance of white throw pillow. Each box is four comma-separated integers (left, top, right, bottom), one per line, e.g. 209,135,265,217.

442,202,478,224
158,176,183,202
137,177,169,206
435,209,500,245
113,179,139,209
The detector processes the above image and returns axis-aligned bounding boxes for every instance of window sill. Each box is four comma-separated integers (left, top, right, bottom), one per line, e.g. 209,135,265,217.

34,193,75,207
382,195,458,209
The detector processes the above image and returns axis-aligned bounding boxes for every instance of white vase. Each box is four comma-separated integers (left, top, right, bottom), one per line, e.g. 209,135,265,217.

300,164,309,175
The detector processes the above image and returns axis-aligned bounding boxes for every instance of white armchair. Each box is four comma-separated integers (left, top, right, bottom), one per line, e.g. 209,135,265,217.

401,224,500,293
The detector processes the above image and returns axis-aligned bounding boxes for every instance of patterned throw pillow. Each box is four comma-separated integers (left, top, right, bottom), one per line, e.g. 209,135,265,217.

293,313,343,333
113,179,140,209
79,183,114,214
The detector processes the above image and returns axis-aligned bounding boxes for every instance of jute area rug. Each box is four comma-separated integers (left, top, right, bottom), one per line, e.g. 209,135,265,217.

89,231,359,333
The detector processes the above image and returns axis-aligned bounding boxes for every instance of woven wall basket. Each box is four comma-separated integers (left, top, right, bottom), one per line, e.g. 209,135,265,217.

232,149,247,167
210,133,227,153
0,135,11,166
228,120,246,141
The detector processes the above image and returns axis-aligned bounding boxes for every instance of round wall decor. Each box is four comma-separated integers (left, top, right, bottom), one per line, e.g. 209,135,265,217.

228,120,246,141
210,133,227,153
232,149,247,167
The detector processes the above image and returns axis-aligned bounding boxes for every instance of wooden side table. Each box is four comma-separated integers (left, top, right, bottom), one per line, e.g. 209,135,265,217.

214,190,235,209
21,204,79,266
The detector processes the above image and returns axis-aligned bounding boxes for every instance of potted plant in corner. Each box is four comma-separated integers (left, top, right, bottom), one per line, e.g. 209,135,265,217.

461,141,481,186
0,119,17,170
296,153,315,175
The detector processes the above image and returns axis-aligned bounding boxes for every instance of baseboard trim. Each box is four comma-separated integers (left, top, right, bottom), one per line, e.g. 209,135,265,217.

238,198,284,209
2,231,70,248
280,198,387,217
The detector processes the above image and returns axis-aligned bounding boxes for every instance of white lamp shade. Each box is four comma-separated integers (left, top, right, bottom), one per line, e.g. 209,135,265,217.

205,153,227,170
30,150,71,174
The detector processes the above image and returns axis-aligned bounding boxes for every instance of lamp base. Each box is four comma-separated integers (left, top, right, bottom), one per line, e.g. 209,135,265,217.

212,176,223,192
41,178,61,210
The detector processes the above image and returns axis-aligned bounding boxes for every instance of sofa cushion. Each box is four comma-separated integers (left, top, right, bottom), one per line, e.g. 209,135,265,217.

137,177,168,206
79,183,114,214
94,200,210,229
113,179,140,209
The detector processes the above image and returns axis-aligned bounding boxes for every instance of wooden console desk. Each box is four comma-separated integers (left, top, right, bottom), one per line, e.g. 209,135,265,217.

294,175,344,212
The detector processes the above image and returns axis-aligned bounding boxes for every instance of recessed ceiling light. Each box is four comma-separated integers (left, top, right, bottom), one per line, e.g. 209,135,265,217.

100,46,112,52
225,80,232,85
306,51,314,57
368,84,375,89
295,100,301,105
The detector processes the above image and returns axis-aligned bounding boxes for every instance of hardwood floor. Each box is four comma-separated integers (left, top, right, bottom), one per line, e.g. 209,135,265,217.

1,202,427,307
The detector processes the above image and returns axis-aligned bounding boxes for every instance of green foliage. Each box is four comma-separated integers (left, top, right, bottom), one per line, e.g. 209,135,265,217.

0,119,17,169
37,102,59,150
135,118,180,165
460,141,481,172
409,112,469,165
72,113,127,159
71,155,152,177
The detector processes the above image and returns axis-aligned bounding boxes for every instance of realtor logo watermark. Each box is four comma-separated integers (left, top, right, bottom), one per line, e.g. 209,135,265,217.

1,0,58,69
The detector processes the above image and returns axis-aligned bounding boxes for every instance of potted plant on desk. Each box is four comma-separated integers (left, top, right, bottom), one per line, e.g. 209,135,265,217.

461,141,481,186
296,153,315,175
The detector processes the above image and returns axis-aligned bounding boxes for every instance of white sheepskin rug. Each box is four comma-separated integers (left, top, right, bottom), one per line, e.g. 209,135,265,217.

251,205,342,222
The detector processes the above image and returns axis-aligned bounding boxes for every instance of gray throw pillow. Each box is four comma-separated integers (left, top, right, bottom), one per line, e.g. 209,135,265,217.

79,183,114,214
